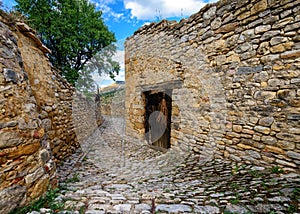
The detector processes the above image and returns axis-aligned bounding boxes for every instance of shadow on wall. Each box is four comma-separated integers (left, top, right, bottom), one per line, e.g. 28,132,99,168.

125,0,300,173
0,10,100,213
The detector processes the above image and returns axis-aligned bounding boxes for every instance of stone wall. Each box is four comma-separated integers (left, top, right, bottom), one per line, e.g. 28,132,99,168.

100,88,125,116
0,11,83,213
73,92,103,143
125,0,300,172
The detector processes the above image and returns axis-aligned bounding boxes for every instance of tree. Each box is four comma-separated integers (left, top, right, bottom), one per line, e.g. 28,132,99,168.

75,44,120,99
14,0,119,85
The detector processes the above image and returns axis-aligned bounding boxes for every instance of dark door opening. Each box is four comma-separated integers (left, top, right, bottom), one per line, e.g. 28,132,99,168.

144,90,172,150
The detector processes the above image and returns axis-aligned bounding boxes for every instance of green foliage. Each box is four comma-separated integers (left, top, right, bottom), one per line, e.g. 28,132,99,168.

233,164,239,173
65,173,80,183
101,90,117,97
14,0,119,86
288,205,297,213
230,182,240,190
75,44,120,96
79,205,86,214
229,193,240,205
291,187,299,201
271,165,284,174
164,188,171,193
229,198,240,205
9,187,64,214
249,169,262,178
99,87,124,105
261,181,268,190
232,163,246,174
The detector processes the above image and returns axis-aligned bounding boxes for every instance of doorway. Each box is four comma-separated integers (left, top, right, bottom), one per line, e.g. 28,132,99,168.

144,90,172,149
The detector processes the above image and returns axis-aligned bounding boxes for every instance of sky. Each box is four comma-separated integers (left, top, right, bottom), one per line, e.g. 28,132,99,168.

1,0,217,88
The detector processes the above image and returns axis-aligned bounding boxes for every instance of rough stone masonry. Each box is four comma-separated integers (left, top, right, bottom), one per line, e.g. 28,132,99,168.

125,0,300,173
0,11,102,213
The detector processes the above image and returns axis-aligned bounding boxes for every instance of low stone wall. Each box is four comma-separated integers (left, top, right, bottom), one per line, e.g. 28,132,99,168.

73,92,103,143
100,88,125,116
0,11,96,213
125,0,300,172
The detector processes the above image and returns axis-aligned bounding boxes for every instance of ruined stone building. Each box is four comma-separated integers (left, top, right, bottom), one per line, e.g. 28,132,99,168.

125,0,300,172
1,0,300,212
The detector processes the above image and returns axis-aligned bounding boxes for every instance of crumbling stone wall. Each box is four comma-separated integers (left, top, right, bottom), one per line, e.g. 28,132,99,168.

0,11,84,213
73,92,103,143
125,0,300,172
16,31,79,161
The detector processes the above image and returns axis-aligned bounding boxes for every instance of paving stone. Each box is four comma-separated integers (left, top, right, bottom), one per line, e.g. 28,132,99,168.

85,211,105,214
134,203,151,211
113,204,132,212
105,184,133,190
194,205,220,213
156,204,192,213
38,117,300,213
224,204,250,214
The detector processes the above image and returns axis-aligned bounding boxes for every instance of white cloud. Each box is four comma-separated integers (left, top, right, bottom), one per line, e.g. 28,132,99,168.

124,0,216,20
92,73,114,89
113,50,125,81
142,22,152,26
110,11,125,22
115,69,125,81
91,0,125,22
113,50,125,70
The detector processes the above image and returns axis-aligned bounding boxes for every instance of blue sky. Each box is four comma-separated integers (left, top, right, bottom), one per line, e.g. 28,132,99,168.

1,0,216,87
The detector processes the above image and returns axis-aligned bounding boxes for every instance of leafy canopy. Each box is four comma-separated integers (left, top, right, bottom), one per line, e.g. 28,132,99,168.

14,0,119,86
76,44,119,99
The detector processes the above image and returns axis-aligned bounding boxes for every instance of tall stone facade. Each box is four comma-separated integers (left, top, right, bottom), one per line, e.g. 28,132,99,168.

125,0,300,172
0,11,100,213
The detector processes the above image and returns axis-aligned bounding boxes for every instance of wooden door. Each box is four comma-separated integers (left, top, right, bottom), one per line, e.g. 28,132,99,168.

145,91,171,149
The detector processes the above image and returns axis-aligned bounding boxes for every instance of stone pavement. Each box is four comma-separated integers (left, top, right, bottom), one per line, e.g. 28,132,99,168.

30,116,299,214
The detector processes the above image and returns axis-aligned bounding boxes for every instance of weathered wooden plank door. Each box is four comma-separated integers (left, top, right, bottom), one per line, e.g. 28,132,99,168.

145,91,172,149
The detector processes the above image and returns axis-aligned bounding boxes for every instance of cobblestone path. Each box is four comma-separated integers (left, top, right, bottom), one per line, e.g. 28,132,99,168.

32,117,299,214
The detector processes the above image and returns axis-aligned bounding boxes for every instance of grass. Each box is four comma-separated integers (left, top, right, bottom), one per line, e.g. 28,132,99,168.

271,166,284,174
250,199,256,205
79,205,86,214
158,174,164,178
229,193,240,205
261,181,268,190
9,187,64,214
276,187,300,213
230,182,240,190
164,188,171,193
288,205,297,213
10,171,83,214
292,187,299,196
65,173,80,183
249,169,262,178
233,164,246,174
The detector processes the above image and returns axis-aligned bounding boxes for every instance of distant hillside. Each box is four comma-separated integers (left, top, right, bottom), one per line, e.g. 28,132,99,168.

100,81,125,95
99,81,125,116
